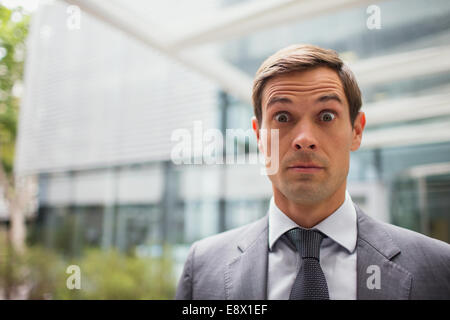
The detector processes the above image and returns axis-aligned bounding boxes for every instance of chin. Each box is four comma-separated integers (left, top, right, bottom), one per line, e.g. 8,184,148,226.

284,186,327,205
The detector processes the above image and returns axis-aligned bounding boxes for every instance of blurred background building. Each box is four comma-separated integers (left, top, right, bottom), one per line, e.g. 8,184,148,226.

12,0,450,282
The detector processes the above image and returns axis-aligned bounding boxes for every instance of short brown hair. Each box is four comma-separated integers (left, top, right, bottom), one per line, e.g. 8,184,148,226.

252,44,362,126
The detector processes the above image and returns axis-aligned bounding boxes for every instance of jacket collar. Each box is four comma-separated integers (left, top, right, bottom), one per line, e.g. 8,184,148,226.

268,191,357,254
224,204,413,300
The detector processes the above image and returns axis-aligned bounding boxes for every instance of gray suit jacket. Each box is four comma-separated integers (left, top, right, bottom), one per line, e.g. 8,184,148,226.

175,205,450,300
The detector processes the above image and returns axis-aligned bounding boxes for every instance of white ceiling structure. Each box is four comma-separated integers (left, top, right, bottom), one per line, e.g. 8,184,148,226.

63,0,450,150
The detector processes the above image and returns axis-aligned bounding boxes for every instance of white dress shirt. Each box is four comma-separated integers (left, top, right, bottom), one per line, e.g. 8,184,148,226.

267,190,357,300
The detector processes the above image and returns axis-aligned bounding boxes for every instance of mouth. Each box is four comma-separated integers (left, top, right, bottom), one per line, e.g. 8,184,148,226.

287,163,324,173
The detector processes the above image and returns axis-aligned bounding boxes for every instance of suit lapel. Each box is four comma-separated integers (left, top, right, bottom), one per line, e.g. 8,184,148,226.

225,215,269,300
224,206,413,300
355,205,412,299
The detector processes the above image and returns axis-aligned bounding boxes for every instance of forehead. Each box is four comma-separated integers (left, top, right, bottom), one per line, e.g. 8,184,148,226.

261,67,347,107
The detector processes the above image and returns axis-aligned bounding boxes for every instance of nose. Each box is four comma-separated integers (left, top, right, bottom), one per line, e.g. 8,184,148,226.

291,121,318,151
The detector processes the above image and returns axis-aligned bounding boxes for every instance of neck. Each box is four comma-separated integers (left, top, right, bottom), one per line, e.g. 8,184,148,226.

273,184,346,229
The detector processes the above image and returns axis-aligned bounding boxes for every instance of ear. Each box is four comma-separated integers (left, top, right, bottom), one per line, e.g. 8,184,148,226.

350,111,366,151
252,116,264,154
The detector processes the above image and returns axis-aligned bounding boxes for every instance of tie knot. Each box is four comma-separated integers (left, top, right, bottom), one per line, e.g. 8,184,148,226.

286,228,325,260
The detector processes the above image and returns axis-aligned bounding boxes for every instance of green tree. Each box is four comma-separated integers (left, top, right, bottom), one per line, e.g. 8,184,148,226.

0,4,31,299
0,4,31,252
0,4,29,175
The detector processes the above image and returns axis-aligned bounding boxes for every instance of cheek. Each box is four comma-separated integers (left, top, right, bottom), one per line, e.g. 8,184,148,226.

330,134,352,165
275,132,295,161
277,131,290,147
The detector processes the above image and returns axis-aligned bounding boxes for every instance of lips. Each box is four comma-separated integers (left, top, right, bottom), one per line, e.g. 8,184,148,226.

288,162,322,169
288,163,323,173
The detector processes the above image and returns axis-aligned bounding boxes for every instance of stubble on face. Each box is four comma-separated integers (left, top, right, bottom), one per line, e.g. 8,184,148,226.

273,149,349,206
260,68,353,208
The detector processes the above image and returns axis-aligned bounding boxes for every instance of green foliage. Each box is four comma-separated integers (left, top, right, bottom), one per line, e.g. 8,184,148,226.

57,247,176,300
0,232,176,300
23,245,67,299
0,5,30,175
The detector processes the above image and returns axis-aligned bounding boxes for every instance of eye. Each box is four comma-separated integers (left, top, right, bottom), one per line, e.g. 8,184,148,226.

319,111,336,122
274,112,290,123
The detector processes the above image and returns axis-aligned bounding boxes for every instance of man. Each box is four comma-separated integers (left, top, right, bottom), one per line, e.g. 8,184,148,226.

175,44,450,300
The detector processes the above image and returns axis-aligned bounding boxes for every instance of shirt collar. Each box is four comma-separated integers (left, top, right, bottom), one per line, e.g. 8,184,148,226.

268,190,357,254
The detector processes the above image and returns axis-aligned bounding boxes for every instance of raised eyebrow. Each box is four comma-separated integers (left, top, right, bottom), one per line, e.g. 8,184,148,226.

316,94,342,104
266,96,293,109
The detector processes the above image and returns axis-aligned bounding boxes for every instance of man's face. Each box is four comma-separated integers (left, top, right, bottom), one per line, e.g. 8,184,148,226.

253,67,365,205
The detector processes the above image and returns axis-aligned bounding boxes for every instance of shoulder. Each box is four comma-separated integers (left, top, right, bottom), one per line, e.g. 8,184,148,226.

178,215,268,299
191,215,268,260
357,207,450,265
355,207,450,299
366,212,449,256
383,220,449,254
